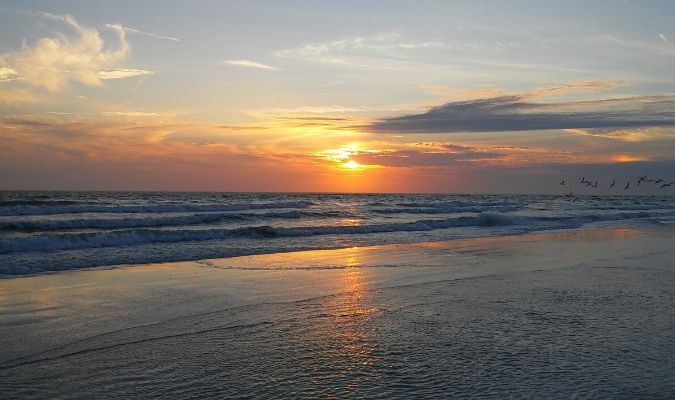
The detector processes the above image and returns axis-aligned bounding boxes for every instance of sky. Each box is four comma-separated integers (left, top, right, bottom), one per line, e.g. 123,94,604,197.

1,0,674,194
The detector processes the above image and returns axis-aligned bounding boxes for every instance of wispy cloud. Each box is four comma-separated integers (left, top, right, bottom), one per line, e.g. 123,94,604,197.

106,23,180,42
370,89,675,133
659,33,669,46
219,59,280,71
99,111,159,117
275,33,443,70
98,69,154,80
0,88,41,105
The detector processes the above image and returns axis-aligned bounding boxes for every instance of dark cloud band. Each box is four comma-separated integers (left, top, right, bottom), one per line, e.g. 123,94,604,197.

370,95,675,133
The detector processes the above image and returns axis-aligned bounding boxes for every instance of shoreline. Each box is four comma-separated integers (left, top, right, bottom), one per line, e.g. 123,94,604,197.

1,225,673,398
1,224,670,280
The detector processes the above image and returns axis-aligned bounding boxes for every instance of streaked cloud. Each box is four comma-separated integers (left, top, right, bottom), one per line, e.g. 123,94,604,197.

659,33,669,46
275,33,443,70
106,23,180,42
98,69,154,80
99,111,159,117
370,93,675,133
219,59,280,71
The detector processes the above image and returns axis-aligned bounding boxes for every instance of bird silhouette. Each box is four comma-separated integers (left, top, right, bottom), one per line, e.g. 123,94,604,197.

586,181,592,187
638,175,647,186
560,180,566,185
625,181,630,190
655,179,663,184
660,182,673,188
579,177,587,184
609,179,616,189
592,181,598,188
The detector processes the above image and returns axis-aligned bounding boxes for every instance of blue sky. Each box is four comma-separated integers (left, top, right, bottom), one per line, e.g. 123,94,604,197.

0,0,674,193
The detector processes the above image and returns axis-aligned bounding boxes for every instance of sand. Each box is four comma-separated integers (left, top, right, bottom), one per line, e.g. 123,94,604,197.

0,227,673,398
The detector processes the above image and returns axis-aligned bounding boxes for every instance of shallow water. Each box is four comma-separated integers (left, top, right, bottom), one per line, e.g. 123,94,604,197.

0,229,673,399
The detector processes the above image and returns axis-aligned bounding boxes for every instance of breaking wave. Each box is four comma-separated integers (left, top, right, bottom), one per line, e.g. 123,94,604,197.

0,211,655,255
0,201,313,217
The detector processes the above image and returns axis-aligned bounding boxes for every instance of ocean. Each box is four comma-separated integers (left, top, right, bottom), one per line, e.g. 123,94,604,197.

1,191,673,276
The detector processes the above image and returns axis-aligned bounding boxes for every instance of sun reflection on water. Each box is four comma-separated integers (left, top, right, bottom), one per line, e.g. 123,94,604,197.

312,250,381,394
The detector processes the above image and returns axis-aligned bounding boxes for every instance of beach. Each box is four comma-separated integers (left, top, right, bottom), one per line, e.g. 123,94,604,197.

1,227,673,398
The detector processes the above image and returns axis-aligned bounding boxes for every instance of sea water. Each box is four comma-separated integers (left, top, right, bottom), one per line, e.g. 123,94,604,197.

0,191,673,276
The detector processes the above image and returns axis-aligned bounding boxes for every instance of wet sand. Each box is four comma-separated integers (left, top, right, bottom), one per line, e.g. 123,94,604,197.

1,227,673,398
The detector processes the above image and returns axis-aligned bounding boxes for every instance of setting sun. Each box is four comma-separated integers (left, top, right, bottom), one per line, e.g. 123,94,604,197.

342,160,363,170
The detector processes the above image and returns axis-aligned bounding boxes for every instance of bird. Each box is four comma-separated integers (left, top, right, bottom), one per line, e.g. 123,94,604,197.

638,175,647,186
625,181,630,190
592,181,598,188
660,182,673,188
565,191,574,198
579,177,587,184
586,181,592,187
609,179,616,189
560,179,566,185
654,179,663,184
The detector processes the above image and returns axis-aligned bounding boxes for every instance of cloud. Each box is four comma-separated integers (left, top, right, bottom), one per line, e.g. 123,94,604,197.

370,94,675,134
219,59,280,71
659,33,669,46
99,111,159,117
98,68,154,80
529,80,624,97
275,33,443,70
352,147,503,168
106,23,180,42
0,88,41,105
0,67,17,80
0,13,151,92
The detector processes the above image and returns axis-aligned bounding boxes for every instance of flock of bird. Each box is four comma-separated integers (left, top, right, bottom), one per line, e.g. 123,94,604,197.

559,175,673,202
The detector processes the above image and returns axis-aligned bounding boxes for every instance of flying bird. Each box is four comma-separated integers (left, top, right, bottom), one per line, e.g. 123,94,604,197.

609,179,616,189
560,180,566,185
592,181,598,188
625,181,630,190
661,182,673,188
579,177,587,184
655,179,663,184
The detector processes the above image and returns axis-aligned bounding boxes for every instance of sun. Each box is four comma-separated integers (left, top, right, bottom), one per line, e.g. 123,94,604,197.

342,160,363,170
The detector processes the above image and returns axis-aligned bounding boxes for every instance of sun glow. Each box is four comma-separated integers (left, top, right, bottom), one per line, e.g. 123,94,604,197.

342,160,363,170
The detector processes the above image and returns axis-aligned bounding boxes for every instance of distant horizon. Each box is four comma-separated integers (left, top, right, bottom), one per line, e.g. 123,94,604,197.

1,188,673,198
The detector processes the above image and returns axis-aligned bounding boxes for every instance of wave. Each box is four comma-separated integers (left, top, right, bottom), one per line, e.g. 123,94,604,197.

0,201,313,217
0,200,95,207
0,212,522,254
0,213,233,231
0,211,654,255
0,209,352,232
0,212,651,254
371,206,521,214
